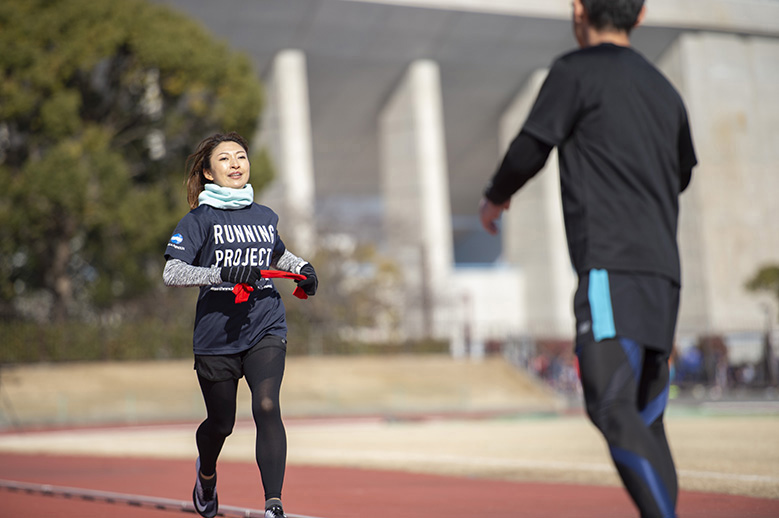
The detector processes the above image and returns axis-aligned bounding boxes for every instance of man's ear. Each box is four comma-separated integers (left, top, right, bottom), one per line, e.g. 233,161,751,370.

572,0,586,24
634,5,647,29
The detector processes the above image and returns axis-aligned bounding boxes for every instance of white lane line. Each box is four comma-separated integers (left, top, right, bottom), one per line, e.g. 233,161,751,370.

0,479,325,518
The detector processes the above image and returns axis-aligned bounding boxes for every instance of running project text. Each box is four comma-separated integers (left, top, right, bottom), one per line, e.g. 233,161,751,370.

212,224,276,268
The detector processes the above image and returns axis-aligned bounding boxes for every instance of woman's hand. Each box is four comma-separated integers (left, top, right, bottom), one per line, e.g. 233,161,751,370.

220,265,261,285
296,263,318,296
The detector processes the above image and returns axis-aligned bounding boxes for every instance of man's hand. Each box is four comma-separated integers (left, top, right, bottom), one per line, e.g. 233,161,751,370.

479,197,510,235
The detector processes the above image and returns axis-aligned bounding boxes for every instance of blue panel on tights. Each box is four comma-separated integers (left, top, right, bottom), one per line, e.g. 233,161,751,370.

641,384,670,426
619,337,642,381
610,446,675,518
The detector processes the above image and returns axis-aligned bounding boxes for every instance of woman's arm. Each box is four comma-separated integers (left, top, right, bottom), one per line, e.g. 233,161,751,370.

271,249,308,274
163,258,223,287
271,249,318,296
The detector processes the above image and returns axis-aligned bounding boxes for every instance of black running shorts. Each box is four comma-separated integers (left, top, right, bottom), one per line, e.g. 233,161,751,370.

194,334,287,382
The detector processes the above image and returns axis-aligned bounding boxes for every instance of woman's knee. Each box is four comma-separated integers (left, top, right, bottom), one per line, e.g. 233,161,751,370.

253,395,280,419
206,414,236,438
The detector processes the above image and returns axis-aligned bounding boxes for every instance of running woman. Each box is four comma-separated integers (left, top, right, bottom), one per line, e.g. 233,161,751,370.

479,1,696,517
164,132,318,518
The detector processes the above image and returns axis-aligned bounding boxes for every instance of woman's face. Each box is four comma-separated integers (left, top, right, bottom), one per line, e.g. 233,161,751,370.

204,140,250,189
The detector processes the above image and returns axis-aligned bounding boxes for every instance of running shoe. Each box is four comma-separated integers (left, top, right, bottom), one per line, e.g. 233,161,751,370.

265,504,287,518
193,457,218,518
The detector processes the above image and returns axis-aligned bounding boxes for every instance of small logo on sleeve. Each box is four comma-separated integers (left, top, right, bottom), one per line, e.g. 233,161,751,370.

167,233,185,250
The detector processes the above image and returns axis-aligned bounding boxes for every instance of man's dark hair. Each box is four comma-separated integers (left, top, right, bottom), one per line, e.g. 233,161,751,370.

581,0,645,33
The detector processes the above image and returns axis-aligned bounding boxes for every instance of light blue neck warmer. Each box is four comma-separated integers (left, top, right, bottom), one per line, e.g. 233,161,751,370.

198,183,254,209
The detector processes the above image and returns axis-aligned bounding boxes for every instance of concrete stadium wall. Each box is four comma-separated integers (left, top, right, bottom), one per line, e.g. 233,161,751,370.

163,0,779,346
660,32,779,337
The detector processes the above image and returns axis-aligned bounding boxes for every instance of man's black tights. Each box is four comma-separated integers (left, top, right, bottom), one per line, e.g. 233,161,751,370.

577,337,677,518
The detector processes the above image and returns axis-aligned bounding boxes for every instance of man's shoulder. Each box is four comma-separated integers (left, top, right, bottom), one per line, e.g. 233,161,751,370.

546,45,624,80
554,45,682,100
553,44,644,69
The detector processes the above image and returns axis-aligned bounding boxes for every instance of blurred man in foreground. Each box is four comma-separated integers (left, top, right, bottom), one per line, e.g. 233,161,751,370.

479,2,696,516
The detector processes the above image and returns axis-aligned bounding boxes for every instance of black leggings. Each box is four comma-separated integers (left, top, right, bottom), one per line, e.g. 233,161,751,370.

577,337,677,518
196,345,287,501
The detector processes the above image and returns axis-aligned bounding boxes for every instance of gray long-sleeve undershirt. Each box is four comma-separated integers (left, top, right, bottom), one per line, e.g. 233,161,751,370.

163,250,308,287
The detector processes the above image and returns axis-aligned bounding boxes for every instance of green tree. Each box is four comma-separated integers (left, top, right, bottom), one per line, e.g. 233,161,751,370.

746,264,779,319
0,0,269,322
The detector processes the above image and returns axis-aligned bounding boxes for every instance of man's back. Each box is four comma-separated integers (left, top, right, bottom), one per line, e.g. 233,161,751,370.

523,44,696,283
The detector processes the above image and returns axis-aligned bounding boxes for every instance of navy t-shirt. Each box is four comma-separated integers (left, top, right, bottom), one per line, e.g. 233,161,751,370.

165,203,288,355
522,44,697,284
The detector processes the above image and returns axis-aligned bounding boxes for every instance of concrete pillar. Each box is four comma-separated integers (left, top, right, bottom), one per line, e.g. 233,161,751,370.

379,59,454,340
659,33,779,337
255,49,316,256
499,69,576,340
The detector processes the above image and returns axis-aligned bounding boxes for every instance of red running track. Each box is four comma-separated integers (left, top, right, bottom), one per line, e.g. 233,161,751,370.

1,452,778,518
